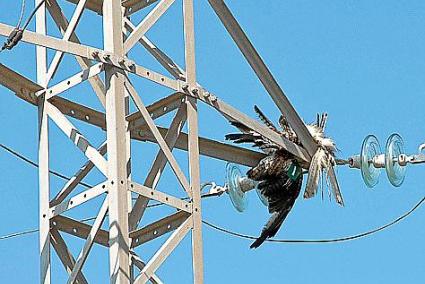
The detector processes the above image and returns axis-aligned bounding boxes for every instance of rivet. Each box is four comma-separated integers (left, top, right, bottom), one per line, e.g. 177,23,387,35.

128,62,135,70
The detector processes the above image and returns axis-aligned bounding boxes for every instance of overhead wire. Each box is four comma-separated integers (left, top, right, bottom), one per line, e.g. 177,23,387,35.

0,143,159,205
0,142,423,244
21,0,47,31
0,143,92,189
16,0,26,29
203,196,425,244
1,0,47,52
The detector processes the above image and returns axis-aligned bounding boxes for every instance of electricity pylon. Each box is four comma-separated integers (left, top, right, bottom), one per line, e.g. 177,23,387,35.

0,0,333,283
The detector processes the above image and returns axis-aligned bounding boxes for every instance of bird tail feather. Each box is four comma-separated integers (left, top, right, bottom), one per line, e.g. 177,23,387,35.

304,148,324,199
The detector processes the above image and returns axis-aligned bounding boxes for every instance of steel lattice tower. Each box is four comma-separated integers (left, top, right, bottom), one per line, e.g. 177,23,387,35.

0,0,336,283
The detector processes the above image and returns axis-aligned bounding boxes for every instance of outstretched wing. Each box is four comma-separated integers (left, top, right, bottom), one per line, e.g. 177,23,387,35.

225,121,279,154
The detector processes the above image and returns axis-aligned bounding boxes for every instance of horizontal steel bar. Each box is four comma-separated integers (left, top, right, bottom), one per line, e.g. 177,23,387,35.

127,92,184,131
129,182,192,213
52,215,109,247
183,87,310,164
135,126,265,167
50,181,107,218
46,63,104,99
0,64,265,167
130,211,190,248
124,0,160,16
0,23,178,90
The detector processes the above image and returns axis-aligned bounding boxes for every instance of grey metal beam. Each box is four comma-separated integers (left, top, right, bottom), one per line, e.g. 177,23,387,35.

207,0,317,156
130,252,163,284
0,63,265,169
124,79,191,196
129,104,187,230
0,65,263,169
68,198,109,284
45,0,106,107
124,0,176,53
36,1,50,282
45,0,89,85
182,0,204,282
64,0,103,15
52,215,109,247
127,92,184,131
124,0,160,16
130,211,190,248
64,0,159,16
51,228,88,284
134,217,192,284
103,0,131,281
0,22,179,91
123,19,185,80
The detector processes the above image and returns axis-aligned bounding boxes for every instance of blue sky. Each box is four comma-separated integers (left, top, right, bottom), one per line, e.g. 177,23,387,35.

1,0,425,283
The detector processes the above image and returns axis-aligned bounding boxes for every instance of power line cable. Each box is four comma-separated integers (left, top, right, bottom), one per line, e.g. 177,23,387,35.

203,196,425,244
21,0,46,31
0,143,158,205
0,228,38,241
1,0,47,52
0,142,423,244
16,0,26,29
0,142,218,205
1,197,423,243
0,143,92,189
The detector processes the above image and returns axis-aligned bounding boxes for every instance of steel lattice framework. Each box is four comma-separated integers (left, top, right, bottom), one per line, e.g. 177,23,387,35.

0,0,341,283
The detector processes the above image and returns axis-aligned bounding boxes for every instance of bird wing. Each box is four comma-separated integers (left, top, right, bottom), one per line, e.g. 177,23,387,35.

246,151,292,181
254,105,278,132
250,173,303,248
226,121,279,154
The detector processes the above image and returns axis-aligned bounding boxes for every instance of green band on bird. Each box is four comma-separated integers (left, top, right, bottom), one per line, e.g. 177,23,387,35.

287,163,302,181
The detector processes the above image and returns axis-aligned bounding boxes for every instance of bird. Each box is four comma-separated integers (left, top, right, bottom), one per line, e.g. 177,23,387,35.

225,106,343,248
